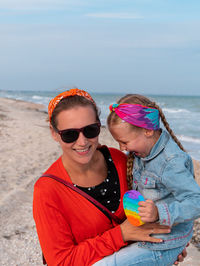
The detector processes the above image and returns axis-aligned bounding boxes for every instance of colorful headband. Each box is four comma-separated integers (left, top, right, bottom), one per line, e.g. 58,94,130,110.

109,103,160,130
48,88,95,121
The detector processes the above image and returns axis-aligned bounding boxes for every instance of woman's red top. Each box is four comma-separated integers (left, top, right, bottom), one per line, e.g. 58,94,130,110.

33,147,128,266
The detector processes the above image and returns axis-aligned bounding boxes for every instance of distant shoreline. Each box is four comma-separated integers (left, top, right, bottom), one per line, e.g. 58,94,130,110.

1,89,200,97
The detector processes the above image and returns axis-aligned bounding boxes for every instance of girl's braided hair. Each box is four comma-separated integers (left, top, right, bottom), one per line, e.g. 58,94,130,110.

107,94,185,189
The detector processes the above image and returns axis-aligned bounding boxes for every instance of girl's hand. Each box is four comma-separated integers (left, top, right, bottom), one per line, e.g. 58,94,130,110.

120,219,171,242
138,199,159,222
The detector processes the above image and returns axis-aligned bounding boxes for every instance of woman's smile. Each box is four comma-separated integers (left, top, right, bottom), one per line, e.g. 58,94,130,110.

73,146,91,155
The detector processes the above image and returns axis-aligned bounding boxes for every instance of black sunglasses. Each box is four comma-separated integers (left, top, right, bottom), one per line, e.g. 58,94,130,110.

55,122,101,143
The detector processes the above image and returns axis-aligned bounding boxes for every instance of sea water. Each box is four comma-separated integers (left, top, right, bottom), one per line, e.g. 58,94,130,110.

0,89,200,161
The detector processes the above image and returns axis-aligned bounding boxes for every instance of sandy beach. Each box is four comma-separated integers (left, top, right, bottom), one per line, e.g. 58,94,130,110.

0,97,200,266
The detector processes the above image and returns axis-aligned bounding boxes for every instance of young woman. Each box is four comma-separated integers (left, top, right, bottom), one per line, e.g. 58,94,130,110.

33,89,187,266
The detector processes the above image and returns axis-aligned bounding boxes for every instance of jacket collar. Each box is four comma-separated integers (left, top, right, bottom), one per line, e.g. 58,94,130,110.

141,129,170,162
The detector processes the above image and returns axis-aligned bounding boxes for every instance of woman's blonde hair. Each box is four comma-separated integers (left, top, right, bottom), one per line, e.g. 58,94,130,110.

107,94,185,189
50,95,100,130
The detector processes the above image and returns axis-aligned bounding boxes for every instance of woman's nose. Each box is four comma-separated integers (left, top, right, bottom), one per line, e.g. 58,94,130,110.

76,132,88,145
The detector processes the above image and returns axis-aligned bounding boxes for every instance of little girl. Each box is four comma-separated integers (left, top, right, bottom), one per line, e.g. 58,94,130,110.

106,94,200,266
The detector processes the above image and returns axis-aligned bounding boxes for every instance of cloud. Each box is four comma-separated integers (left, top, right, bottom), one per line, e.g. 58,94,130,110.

85,12,144,20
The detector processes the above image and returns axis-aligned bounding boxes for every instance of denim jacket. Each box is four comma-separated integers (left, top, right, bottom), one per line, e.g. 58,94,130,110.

133,130,200,250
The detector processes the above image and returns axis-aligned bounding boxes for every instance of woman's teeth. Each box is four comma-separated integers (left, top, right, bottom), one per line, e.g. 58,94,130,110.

76,148,89,152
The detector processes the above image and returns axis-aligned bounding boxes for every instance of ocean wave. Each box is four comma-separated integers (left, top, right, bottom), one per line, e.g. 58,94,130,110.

163,108,190,114
32,95,43,100
178,135,200,144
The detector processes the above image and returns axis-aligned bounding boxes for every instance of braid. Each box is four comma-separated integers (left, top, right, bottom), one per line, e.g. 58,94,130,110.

152,102,195,178
152,102,185,152
127,152,134,190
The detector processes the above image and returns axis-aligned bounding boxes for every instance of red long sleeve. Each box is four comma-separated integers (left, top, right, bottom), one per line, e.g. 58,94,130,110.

33,147,128,266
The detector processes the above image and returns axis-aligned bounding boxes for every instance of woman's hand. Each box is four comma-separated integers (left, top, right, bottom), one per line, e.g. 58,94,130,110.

120,219,171,243
173,243,189,265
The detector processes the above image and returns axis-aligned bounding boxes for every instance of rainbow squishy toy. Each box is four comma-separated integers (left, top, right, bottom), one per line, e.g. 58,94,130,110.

123,190,145,226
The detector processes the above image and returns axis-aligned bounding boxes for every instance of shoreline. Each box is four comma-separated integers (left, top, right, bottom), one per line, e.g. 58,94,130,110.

0,97,200,265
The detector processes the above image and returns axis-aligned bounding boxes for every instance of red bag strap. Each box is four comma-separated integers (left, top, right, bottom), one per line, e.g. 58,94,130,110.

40,173,121,224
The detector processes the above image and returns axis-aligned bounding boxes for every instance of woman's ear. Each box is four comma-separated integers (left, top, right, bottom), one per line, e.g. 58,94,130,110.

50,124,59,142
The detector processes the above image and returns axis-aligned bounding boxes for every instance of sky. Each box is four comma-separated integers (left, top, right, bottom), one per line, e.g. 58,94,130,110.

0,0,200,95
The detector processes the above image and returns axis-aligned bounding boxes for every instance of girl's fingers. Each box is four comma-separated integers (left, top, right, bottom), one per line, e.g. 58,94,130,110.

139,212,152,217
145,199,154,203
138,211,146,217
138,201,146,206
139,199,153,206
141,217,153,223
138,206,146,212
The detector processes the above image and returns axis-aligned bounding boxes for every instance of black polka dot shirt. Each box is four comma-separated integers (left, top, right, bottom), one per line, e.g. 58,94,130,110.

76,146,121,214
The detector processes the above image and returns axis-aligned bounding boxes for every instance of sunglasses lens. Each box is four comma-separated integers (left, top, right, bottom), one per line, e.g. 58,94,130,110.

83,123,100,138
58,123,100,143
61,130,79,143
